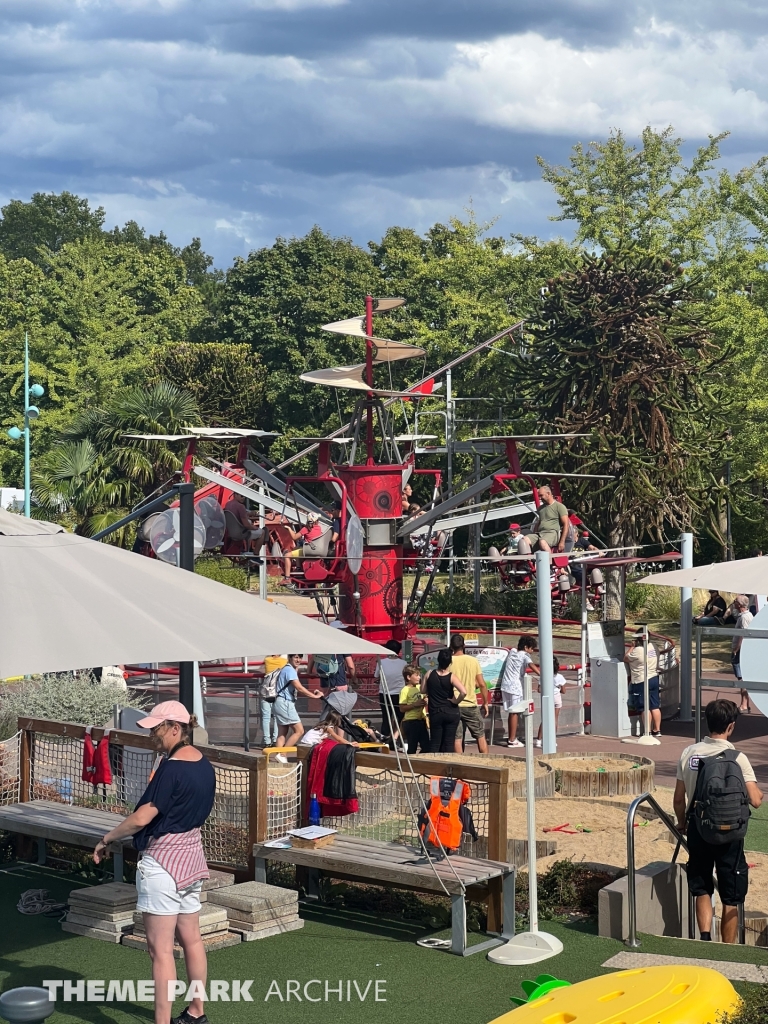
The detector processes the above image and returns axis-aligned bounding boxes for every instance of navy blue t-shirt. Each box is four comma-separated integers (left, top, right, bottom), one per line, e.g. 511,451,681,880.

133,755,216,852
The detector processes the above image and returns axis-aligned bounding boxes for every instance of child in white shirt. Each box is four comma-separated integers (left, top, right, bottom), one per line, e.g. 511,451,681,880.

535,656,568,747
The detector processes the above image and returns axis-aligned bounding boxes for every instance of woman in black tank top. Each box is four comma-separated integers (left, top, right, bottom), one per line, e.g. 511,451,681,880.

422,648,467,752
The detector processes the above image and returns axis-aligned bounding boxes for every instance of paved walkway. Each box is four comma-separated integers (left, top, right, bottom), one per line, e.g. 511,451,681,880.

487,682,768,789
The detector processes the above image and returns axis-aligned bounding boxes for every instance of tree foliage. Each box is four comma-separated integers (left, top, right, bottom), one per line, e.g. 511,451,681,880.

538,126,725,260
150,343,266,427
514,252,727,546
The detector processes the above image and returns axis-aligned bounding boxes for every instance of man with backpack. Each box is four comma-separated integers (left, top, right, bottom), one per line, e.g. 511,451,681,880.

673,699,763,942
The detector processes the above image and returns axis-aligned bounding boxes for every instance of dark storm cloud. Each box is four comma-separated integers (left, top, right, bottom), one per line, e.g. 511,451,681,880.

0,1,766,263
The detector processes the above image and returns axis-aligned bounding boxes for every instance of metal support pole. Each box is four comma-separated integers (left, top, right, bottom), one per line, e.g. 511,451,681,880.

177,482,195,713
258,486,267,600
695,628,702,743
679,533,694,722
23,333,30,519
524,669,538,932
473,452,481,607
580,567,588,735
492,619,497,647
536,551,556,755
446,368,454,596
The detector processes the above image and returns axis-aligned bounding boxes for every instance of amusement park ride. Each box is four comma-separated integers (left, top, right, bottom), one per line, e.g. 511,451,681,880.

103,298,613,646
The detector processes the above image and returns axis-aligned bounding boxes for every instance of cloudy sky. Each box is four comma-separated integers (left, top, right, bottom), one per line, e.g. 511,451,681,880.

3,0,768,265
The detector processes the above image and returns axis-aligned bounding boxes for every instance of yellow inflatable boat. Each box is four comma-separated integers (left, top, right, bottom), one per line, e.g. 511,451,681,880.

489,964,741,1024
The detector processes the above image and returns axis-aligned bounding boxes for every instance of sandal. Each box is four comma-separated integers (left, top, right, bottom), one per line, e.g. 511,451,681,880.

416,937,452,949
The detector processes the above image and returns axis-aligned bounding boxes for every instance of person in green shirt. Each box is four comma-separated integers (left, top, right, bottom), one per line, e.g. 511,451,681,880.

525,485,570,553
399,665,430,754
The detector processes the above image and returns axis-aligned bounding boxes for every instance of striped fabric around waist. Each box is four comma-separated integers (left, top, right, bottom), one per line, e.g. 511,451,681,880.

146,828,209,889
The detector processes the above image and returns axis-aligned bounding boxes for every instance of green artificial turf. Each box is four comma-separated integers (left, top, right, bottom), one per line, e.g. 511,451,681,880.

0,864,765,1024
747,801,768,855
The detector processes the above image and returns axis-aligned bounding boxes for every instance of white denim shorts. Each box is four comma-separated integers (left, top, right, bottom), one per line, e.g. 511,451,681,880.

501,690,523,712
136,854,203,916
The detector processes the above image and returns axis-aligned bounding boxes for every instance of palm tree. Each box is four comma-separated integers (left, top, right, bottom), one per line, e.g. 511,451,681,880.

34,382,199,538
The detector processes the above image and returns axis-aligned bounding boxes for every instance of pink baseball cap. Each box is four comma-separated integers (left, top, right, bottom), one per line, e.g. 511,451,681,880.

137,700,191,729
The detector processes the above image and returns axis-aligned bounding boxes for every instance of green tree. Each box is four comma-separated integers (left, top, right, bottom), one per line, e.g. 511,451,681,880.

149,342,266,426
538,126,725,260
32,440,122,535
0,238,205,487
218,226,383,434
512,252,728,611
0,192,105,263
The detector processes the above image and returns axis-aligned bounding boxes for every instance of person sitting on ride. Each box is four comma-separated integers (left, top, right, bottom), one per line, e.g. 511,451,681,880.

282,512,324,581
224,492,267,553
501,523,525,556
524,485,570,554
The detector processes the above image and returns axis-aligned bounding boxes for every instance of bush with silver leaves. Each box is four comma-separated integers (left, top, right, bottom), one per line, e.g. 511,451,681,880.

0,672,148,740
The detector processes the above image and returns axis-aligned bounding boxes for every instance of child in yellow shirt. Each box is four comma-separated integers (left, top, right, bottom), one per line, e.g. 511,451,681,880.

399,664,430,754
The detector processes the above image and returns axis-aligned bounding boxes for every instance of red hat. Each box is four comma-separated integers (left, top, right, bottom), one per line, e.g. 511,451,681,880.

580,529,589,536
508,523,521,531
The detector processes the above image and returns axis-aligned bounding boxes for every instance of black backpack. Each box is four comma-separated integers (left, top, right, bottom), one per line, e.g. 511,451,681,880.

690,748,750,845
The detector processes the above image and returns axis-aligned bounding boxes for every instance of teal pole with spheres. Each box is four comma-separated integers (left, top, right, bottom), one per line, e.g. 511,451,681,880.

6,332,44,517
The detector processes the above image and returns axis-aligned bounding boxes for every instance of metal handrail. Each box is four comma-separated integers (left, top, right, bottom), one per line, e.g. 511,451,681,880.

626,791,747,946
626,792,695,948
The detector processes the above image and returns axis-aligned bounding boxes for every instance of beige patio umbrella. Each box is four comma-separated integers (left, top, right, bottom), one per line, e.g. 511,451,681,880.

637,557,768,593
0,509,389,679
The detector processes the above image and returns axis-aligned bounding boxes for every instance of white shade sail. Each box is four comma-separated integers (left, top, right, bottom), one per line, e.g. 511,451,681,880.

638,557,768,593
0,509,389,678
299,364,413,396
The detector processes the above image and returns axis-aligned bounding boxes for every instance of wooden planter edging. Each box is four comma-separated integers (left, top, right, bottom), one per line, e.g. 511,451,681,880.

508,759,556,800
546,752,655,797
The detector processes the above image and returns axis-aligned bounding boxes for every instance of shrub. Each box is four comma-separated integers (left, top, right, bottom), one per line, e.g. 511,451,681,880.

0,672,147,740
644,585,682,621
719,986,768,1024
624,579,647,612
195,556,249,591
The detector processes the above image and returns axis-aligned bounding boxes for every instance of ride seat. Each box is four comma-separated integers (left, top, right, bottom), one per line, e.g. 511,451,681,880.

303,527,332,558
517,537,532,555
224,509,249,542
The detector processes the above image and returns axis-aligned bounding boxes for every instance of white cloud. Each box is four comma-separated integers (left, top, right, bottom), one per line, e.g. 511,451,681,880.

423,25,768,136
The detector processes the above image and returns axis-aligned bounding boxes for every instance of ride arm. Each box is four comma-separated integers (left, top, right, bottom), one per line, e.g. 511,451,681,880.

673,780,687,830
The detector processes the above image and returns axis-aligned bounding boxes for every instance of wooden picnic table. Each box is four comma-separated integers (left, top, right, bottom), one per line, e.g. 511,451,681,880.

253,833,515,955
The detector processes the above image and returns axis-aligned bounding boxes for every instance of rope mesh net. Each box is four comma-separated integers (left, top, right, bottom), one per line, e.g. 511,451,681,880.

324,768,490,857
266,762,302,840
28,731,253,869
0,732,20,806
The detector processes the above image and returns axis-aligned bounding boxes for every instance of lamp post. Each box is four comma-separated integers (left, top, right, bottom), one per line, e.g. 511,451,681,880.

6,332,44,518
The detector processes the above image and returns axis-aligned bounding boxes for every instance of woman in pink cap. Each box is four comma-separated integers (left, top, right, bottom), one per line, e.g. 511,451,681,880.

94,700,215,1024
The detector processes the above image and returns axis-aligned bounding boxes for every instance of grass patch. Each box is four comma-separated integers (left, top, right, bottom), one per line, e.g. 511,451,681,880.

747,801,768,856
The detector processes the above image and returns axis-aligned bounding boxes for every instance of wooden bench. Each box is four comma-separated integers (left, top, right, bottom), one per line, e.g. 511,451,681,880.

0,800,129,879
253,833,515,956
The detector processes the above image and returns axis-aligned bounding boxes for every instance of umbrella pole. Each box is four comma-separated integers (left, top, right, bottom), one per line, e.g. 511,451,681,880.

178,482,196,713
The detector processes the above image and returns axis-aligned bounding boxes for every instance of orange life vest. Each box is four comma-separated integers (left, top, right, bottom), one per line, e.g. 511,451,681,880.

420,777,471,851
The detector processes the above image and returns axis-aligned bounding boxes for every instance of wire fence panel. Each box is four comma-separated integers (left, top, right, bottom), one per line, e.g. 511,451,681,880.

324,768,490,856
266,763,302,839
0,732,20,806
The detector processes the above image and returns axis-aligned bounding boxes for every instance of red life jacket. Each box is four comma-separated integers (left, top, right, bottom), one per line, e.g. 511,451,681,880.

419,777,470,851
82,727,112,786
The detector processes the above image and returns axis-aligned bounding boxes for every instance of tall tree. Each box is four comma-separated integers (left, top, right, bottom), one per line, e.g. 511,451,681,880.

219,226,383,435
150,343,266,426
513,252,728,611
538,126,725,261
0,192,105,263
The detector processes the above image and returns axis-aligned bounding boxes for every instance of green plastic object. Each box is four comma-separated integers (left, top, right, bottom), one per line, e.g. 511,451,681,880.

510,975,572,1007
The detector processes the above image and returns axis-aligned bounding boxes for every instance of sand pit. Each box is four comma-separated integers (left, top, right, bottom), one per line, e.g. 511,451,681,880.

414,752,549,781
511,788,768,918
552,757,639,773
